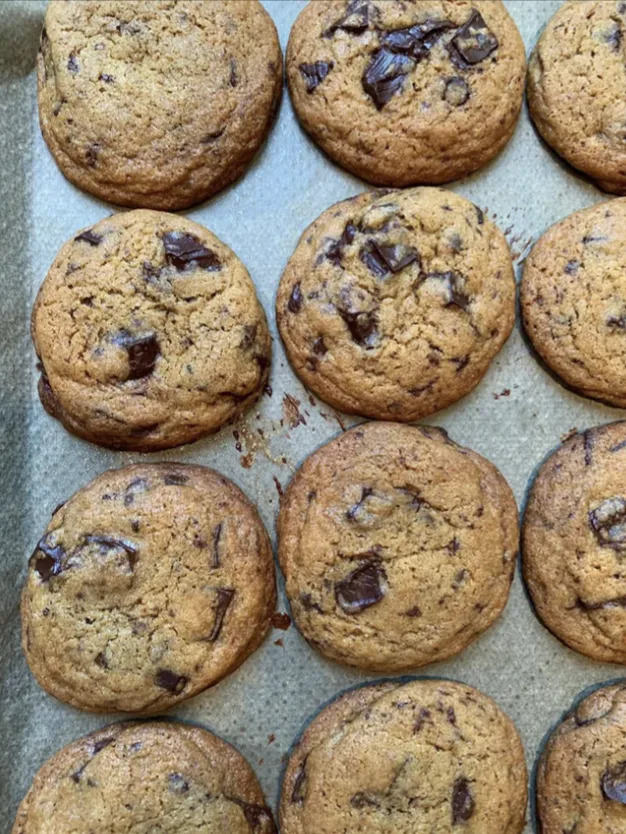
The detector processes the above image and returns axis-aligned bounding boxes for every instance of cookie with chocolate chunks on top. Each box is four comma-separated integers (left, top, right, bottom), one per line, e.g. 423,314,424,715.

537,683,626,834
523,420,626,663
276,187,515,422
279,679,527,834
12,721,276,834
287,0,525,186
522,199,626,408
21,463,275,714
277,422,518,672
32,210,271,451
37,0,282,209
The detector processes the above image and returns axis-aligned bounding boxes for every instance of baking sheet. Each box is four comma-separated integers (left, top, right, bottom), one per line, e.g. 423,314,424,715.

1,1,624,830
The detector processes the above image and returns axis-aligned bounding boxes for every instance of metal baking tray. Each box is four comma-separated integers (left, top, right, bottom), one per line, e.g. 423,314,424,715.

1,2,622,831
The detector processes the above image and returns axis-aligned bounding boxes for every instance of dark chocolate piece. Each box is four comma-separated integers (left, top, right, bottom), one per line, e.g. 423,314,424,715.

428,271,471,310
324,3,370,37
291,759,308,804
114,332,160,380
209,588,235,641
338,308,378,347
227,797,276,832
602,761,626,803
327,222,357,266
168,772,190,794
444,76,470,106
299,61,334,92
564,259,579,276
163,473,188,485
212,522,222,569
589,497,626,550
362,48,414,109
451,777,475,823
31,534,65,581
155,669,188,694
162,232,221,271
346,486,374,521
335,561,385,614
99,73,114,83
369,240,419,273
67,53,79,73
312,336,327,356
74,229,102,246
288,283,303,313
448,10,498,67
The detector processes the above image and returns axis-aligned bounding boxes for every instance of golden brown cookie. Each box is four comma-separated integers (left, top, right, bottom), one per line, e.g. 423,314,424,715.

277,422,518,672
521,199,626,407
280,679,527,834
537,683,626,834
21,463,276,714
528,0,626,195
523,421,626,663
286,0,525,186
37,0,282,209
276,187,515,421
33,210,271,451
12,721,276,833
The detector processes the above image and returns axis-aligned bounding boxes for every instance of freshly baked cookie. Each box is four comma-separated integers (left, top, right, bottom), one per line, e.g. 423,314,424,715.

33,210,271,451
37,0,282,210
287,0,525,186
523,421,626,663
21,463,275,713
277,421,518,672
276,187,515,421
537,683,626,834
12,721,276,834
528,1,626,195
522,199,626,407
280,678,527,834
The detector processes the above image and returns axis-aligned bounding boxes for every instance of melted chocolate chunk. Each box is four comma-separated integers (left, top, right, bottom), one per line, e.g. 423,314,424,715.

67,53,79,73
448,10,498,67
564,259,579,276
168,772,190,794
85,143,100,167
31,534,65,581
209,588,235,641
324,3,370,37
414,706,431,731
212,522,222,569
163,473,188,485
589,497,626,550
74,229,102,246
288,283,303,313
335,561,385,614
369,240,419,273
475,205,484,225
114,332,160,380
227,797,277,831
610,439,626,453
351,792,380,809
312,336,327,356
444,76,470,106
124,477,149,505
346,486,374,521
607,314,626,329
84,535,138,571
99,73,114,83
338,308,378,347
381,19,453,59
362,48,414,109
162,232,221,271
327,222,357,266
300,592,323,613
94,651,108,668
428,271,471,310
451,777,475,823
155,669,188,693
605,23,623,51
583,430,594,466
230,58,238,87
602,761,626,803
292,759,308,804
360,243,390,278
92,736,115,755
299,61,334,92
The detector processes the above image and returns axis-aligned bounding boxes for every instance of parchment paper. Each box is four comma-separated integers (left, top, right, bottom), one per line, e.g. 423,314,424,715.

1,2,623,831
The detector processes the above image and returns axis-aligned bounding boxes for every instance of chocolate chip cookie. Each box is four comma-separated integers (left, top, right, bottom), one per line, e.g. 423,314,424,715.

277,421,518,672
287,0,525,186
12,721,276,833
33,210,271,451
523,421,626,663
521,199,626,407
280,678,527,834
537,683,626,834
38,0,282,209
21,463,276,713
528,1,626,195
276,187,515,421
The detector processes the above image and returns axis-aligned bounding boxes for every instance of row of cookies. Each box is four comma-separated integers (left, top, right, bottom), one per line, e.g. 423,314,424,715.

21,419,626,720
12,677,626,833
40,1,626,211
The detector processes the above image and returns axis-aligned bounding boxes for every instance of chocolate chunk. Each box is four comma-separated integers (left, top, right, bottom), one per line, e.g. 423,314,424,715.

163,473,188,485
605,23,623,51
338,308,378,347
583,430,594,466
405,605,422,617
582,234,608,244
230,58,238,87
381,19,454,59
212,522,222,569
444,76,470,106
299,61,334,92
360,243,390,278
451,777,475,823
589,497,626,550
312,336,327,356
610,439,626,453
227,797,277,832
577,595,626,611
602,762,626,803
155,669,188,693
300,592,323,613
607,314,626,329
201,128,225,143
85,143,100,167
92,736,115,755
84,535,138,570
324,3,370,37
67,53,79,73
327,222,357,266
114,332,160,380
168,773,190,794
288,283,303,313
346,486,374,521
291,759,308,804
351,792,380,809
448,10,498,67
362,47,414,109
124,477,149,505
428,271,471,310
564,259,579,275
162,232,221,271
414,706,431,731
335,561,385,614
74,229,102,246
209,588,235,641
31,534,65,581
98,73,114,83
94,651,108,669
369,240,419,273
240,324,258,351
475,205,484,224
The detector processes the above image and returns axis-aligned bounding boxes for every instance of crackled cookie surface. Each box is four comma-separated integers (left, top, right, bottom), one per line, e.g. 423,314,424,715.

33,210,270,450
12,721,276,834
522,199,626,407
277,422,518,671
277,187,515,421
21,463,275,713
280,679,527,834
287,0,525,185
528,0,626,195
38,0,282,209
523,421,626,663
537,684,626,834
